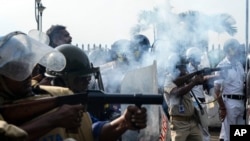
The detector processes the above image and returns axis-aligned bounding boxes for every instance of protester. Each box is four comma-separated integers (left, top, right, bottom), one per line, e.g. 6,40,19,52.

164,53,204,141
213,38,246,141
0,31,147,141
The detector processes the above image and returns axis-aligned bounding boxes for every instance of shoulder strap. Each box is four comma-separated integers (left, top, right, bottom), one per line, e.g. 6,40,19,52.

190,90,204,115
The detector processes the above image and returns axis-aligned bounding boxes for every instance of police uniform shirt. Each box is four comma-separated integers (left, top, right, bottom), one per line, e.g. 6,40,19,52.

216,57,245,95
0,118,28,141
164,74,195,117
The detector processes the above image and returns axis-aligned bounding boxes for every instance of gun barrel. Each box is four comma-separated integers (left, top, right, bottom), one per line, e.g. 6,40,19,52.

87,92,163,105
216,66,232,70
197,66,232,75
208,66,232,73
0,90,163,125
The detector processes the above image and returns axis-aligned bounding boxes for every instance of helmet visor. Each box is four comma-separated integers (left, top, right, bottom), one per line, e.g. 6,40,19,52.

0,31,66,81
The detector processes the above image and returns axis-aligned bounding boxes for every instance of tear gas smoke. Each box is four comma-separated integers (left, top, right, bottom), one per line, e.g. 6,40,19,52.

87,0,240,140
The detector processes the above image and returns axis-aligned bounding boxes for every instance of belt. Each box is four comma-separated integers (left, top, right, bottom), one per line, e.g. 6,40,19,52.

223,95,245,100
170,115,193,121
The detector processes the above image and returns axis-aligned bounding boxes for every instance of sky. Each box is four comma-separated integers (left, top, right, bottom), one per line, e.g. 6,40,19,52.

0,0,248,49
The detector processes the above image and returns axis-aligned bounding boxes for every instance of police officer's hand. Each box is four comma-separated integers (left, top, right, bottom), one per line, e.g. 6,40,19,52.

52,104,85,129
193,74,204,85
219,107,227,122
123,105,147,130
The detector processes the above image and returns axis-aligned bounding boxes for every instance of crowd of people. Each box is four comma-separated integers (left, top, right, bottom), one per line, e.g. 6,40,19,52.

0,24,248,141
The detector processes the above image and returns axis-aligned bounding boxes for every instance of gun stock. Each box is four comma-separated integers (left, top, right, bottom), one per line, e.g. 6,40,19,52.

0,90,163,125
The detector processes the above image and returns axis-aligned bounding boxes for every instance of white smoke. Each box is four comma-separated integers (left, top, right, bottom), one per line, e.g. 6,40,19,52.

86,0,238,140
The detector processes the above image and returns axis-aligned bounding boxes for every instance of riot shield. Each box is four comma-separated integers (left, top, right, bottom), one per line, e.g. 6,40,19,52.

120,60,169,141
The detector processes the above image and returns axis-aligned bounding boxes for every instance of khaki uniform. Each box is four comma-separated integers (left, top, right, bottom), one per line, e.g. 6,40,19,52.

0,85,95,141
0,76,28,140
164,74,202,141
0,117,28,141
187,63,210,141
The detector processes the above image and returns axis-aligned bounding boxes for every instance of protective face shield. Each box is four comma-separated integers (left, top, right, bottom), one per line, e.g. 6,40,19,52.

131,34,150,51
88,48,111,66
45,44,98,78
131,34,151,61
0,31,66,81
111,39,133,63
28,29,50,45
186,47,203,65
46,44,106,93
166,53,183,78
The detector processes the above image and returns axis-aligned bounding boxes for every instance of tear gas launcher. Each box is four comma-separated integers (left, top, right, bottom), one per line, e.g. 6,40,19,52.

174,66,232,86
0,90,163,125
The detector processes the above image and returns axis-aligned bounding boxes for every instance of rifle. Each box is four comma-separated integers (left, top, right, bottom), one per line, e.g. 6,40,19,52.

0,90,163,125
174,66,232,86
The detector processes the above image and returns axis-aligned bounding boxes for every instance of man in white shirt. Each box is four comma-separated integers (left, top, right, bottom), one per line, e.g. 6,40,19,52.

214,39,246,141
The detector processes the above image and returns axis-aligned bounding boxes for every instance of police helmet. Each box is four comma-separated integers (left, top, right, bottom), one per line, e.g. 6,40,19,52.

185,47,203,63
166,53,186,70
46,44,98,77
166,53,187,77
0,31,66,81
110,39,133,62
131,34,151,52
